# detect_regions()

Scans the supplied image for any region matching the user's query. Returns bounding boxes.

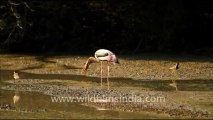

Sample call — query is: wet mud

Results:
[0,54,212,119]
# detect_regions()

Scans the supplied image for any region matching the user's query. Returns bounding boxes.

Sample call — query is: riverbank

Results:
[0,54,212,119]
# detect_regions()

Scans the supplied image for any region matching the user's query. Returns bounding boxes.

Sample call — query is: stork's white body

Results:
[82,49,119,90]
[95,49,119,63]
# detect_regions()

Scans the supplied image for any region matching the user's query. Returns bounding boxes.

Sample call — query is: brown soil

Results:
[0,53,213,119]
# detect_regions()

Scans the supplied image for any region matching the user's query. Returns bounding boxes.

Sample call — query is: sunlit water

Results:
[0,72,172,119]
[0,90,173,119]
[0,55,213,119]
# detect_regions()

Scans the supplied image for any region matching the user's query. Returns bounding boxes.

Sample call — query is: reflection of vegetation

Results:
[0,0,212,53]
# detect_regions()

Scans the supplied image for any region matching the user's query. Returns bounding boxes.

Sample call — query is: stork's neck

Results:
[81,57,98,74]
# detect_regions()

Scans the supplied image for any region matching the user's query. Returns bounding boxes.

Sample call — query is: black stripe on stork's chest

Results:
[95,52,109,57]
[95,53,113,62]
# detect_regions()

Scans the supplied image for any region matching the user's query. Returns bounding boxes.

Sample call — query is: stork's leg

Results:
[107,62,110,90]
[100,61,103,87]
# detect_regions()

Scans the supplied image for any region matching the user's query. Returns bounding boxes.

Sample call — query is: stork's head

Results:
[111,55,119,64]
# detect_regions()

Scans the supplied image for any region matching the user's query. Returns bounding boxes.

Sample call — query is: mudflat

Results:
[0,54,212,119]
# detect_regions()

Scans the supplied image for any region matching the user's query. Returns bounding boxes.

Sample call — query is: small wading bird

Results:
[169,62,179,91]
[13,71,19,83]
[81,49,119,90]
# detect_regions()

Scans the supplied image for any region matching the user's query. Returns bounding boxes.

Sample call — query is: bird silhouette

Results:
[82,49,119,90]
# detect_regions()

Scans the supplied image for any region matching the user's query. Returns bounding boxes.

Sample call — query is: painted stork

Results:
[81,49,119,90]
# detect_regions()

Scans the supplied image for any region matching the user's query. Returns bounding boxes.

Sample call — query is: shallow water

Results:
[0,89,173,119]
[0,71,171,119]
[1,74,212,119]
[0,54,213,119]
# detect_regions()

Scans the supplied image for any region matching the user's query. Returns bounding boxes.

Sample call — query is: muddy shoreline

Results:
[1,82,210,118]
[0,54,212,119]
